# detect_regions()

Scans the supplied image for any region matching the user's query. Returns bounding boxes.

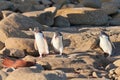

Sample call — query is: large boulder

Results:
[6,68,66,80]
[0,1,14,11]
[0,41,5,50]
[101,2,118,15]
[81,0,101,8]
[0,70,8,80]
[3,49,26,58]
[22,11,54,26]
[0,13,43,30]
[113,59,120,67]
[5,38,36,54]
[56,8,109,26]
[53,16,70,27]
[109,13,120,25]
[0,23,28,43]
[1,10,14,18]
[11,0,39,4]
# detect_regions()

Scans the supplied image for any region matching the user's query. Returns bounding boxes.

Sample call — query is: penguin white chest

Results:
[35,33,46,53]
[52,36,63,51]
[100,37,112,55]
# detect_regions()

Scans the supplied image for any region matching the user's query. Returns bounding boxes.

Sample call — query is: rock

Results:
[109,13,120,25]
[41,70,67,80]
[6,68,66,80]
[111,0,120,8]
[5,38,36,54]
[2,67,15,73]
[0,41,5,50]
[44,6,57,14]
[22,11,54,26]
[52,0,66,9]
[3,48,25,58]
[115,67,120,76]
[30,64,44,71]
[37,61,51,70]
[66,73,79,79]
[22,55,36,62]
[0,70,8,80]
[1,10,14,18]
[54,16,70,27]
[62,3,84,9]
[0,23,28,43]
[0,11,3,20]
[101,0,112,2]
[51,0,66,4]
[0,1,14,11]
[0,13,43,30]
[105,63,116,71]
[13,3,34,12]
[101,2,118,15]
[56,8,108,26]
[11,0,39,4]
[113,59,120,67]
[118,76,120,80]
[41,0,52,5]
[33,4,45,10]
[5,67,45,80]
[81,0,101,8]
[92,72,100,78]
[109,69,115,75]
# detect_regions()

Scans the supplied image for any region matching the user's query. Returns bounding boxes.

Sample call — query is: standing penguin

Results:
[51,31,63,55]
[99,31,115,57]
[33,27,49,58]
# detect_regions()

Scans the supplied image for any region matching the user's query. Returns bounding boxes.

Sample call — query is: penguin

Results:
[51,31,63,55]
[99,31,115,57]
[33,27,49,58]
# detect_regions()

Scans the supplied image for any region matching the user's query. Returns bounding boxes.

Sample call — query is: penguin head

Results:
[34,27,44,37]
[54,31,62,38]
[99,31,109,39]
[34,27,42,33]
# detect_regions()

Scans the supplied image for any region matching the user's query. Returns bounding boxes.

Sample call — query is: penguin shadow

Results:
[69,51,111,69]
[63,39,71,47]
[112,41,120,57]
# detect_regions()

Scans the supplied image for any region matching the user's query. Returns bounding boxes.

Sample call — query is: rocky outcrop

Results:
[101,2,118,15]
[22,11,54,26]
[56,8,109,26]
[6,68,66,80]
[5,38,36,54]
[0,13,43,30]
[81,0,101,8]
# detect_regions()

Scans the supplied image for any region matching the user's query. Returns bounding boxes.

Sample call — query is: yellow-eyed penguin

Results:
[33,27,49,58]
[99,31,115,57]
[51,31,63,55]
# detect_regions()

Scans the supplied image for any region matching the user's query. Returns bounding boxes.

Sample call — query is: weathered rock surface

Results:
[81,0,101,8]
[0,1,14,11]
[113,59,120,67]
[109,13,120,25]
[0,70,8,80]
[53,16,70,27]
[56,8,109,26]
[0,13,43,30]
[5,38,36,54]
[0,23,28,43]
[3,49,26,58]
[6,68,66,80]
[101,2,118,15]
[0,41,5,50]
[22,11,54,26]
[1,10,14,18]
